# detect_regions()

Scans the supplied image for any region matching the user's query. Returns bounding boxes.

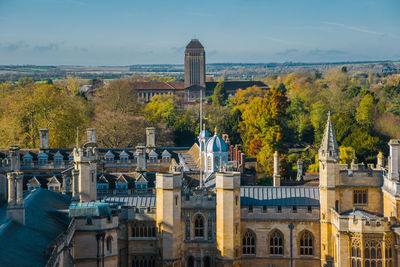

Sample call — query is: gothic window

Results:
[106,236,113,254]
[207,156,212,170]
[365,240,382,267]
[132,256,155,267]
[194,215,204,238]
[299,231,313,256]
[132,223,156,238]
[242,229,256,255]
[269,230,284,255]
[351,237,362,267]
[353,189,368,204]
[187,256,194,267]
[207,219,212,240]
[185,220,190,240]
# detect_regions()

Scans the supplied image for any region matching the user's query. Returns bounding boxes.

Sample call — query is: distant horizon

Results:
[2,58,400,68]
[1,0,399,65]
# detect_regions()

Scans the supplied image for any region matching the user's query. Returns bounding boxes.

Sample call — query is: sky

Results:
[0,0,399,65]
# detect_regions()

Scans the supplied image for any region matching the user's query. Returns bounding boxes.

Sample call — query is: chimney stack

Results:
[136,145,147,172]
[273,151,281,186]
[40,128,49,151]
[377,152,385,170]
[146,127,156,150]
[7,145,24,224]
[87,128,96,144]
[388,140,400,181]
[297,160,303,181]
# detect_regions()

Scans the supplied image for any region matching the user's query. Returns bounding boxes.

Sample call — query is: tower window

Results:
[194,215,204,238]
[106,236,113,254]
[353,190,368,204]
[277,206,282,213]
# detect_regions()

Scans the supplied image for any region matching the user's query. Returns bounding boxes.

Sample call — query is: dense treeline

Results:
[0,69,399,182]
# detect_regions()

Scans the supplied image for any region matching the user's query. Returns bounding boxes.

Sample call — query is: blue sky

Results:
[0,0,399,65]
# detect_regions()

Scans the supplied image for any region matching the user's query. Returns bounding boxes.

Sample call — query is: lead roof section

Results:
[240,186,320,207]
[99,186,320,208]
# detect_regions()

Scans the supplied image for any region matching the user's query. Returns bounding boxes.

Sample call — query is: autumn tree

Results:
[240,87,288,175]
[0,83,90,148]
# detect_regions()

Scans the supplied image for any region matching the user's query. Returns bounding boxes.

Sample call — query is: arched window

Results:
[365,240,382,267]
[194,215,204,238]
[187,256,194,267]
[203,256,211,267]
[242,229,256,255]
[299,231,313,256]
[106,236,113,254]
[207,156,212,170]
[351,237,361,267]
[269,230,284,255]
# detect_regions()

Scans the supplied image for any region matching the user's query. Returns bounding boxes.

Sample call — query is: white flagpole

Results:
[199,88,203,188]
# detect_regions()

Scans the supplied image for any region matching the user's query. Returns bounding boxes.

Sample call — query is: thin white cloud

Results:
[323,21,400,39]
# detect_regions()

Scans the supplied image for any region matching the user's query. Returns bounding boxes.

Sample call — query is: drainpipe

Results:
[96,232,101,267]
[288,223,294,267]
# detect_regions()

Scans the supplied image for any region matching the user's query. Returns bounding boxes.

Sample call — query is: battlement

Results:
[73,147,97,162]
[330,208,394,233]
[338,169,383,187]
[182,191,216,209]
[241,205,320,221]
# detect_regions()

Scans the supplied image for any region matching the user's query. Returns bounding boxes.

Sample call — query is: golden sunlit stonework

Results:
[1,115,400,267]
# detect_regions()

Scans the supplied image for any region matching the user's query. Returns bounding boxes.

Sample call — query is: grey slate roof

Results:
[0,188,71,267]
[100,195,156,207]
[240,186,320,207]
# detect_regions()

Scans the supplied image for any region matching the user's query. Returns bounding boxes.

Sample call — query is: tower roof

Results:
[186,39,204,49]
[319,111,339,161]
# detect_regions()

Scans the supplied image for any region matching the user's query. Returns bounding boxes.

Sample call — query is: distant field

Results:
[0,60,399,82]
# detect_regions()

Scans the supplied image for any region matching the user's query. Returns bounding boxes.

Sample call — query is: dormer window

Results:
[38,153,48,165]
[53,151,63,167]
[119,150,129,164]
[68,152,74,162]
[22,153,33,168]
[116,175,128,194]
[47,176,61,191]
[105,150,115,163]
[27,176,40,191]
[161,150,171,163]
[148,150,158,163]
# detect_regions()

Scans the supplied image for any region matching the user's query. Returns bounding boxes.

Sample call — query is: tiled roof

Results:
[240,186,320,206]
[130,81,184,90]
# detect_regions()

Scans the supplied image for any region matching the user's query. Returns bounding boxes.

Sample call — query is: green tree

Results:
[212,81,227,107]
[339,146,355,167]
[310,100,328,141]
[356,94,375,128]
[144,94,180,126]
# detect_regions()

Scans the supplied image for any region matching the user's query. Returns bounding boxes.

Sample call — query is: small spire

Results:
[214,127,217,135]
[319,111,339,161]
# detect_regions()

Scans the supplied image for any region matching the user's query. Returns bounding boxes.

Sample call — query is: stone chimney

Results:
[136,145,147,172]
[7,145,24,224]
[40,128,49,151]
[87,128,96,144]
[377,152,385,170]
[146,127,156,149]
[273,151,280,186]
[388,140,400,181]
[297,160,303,181]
